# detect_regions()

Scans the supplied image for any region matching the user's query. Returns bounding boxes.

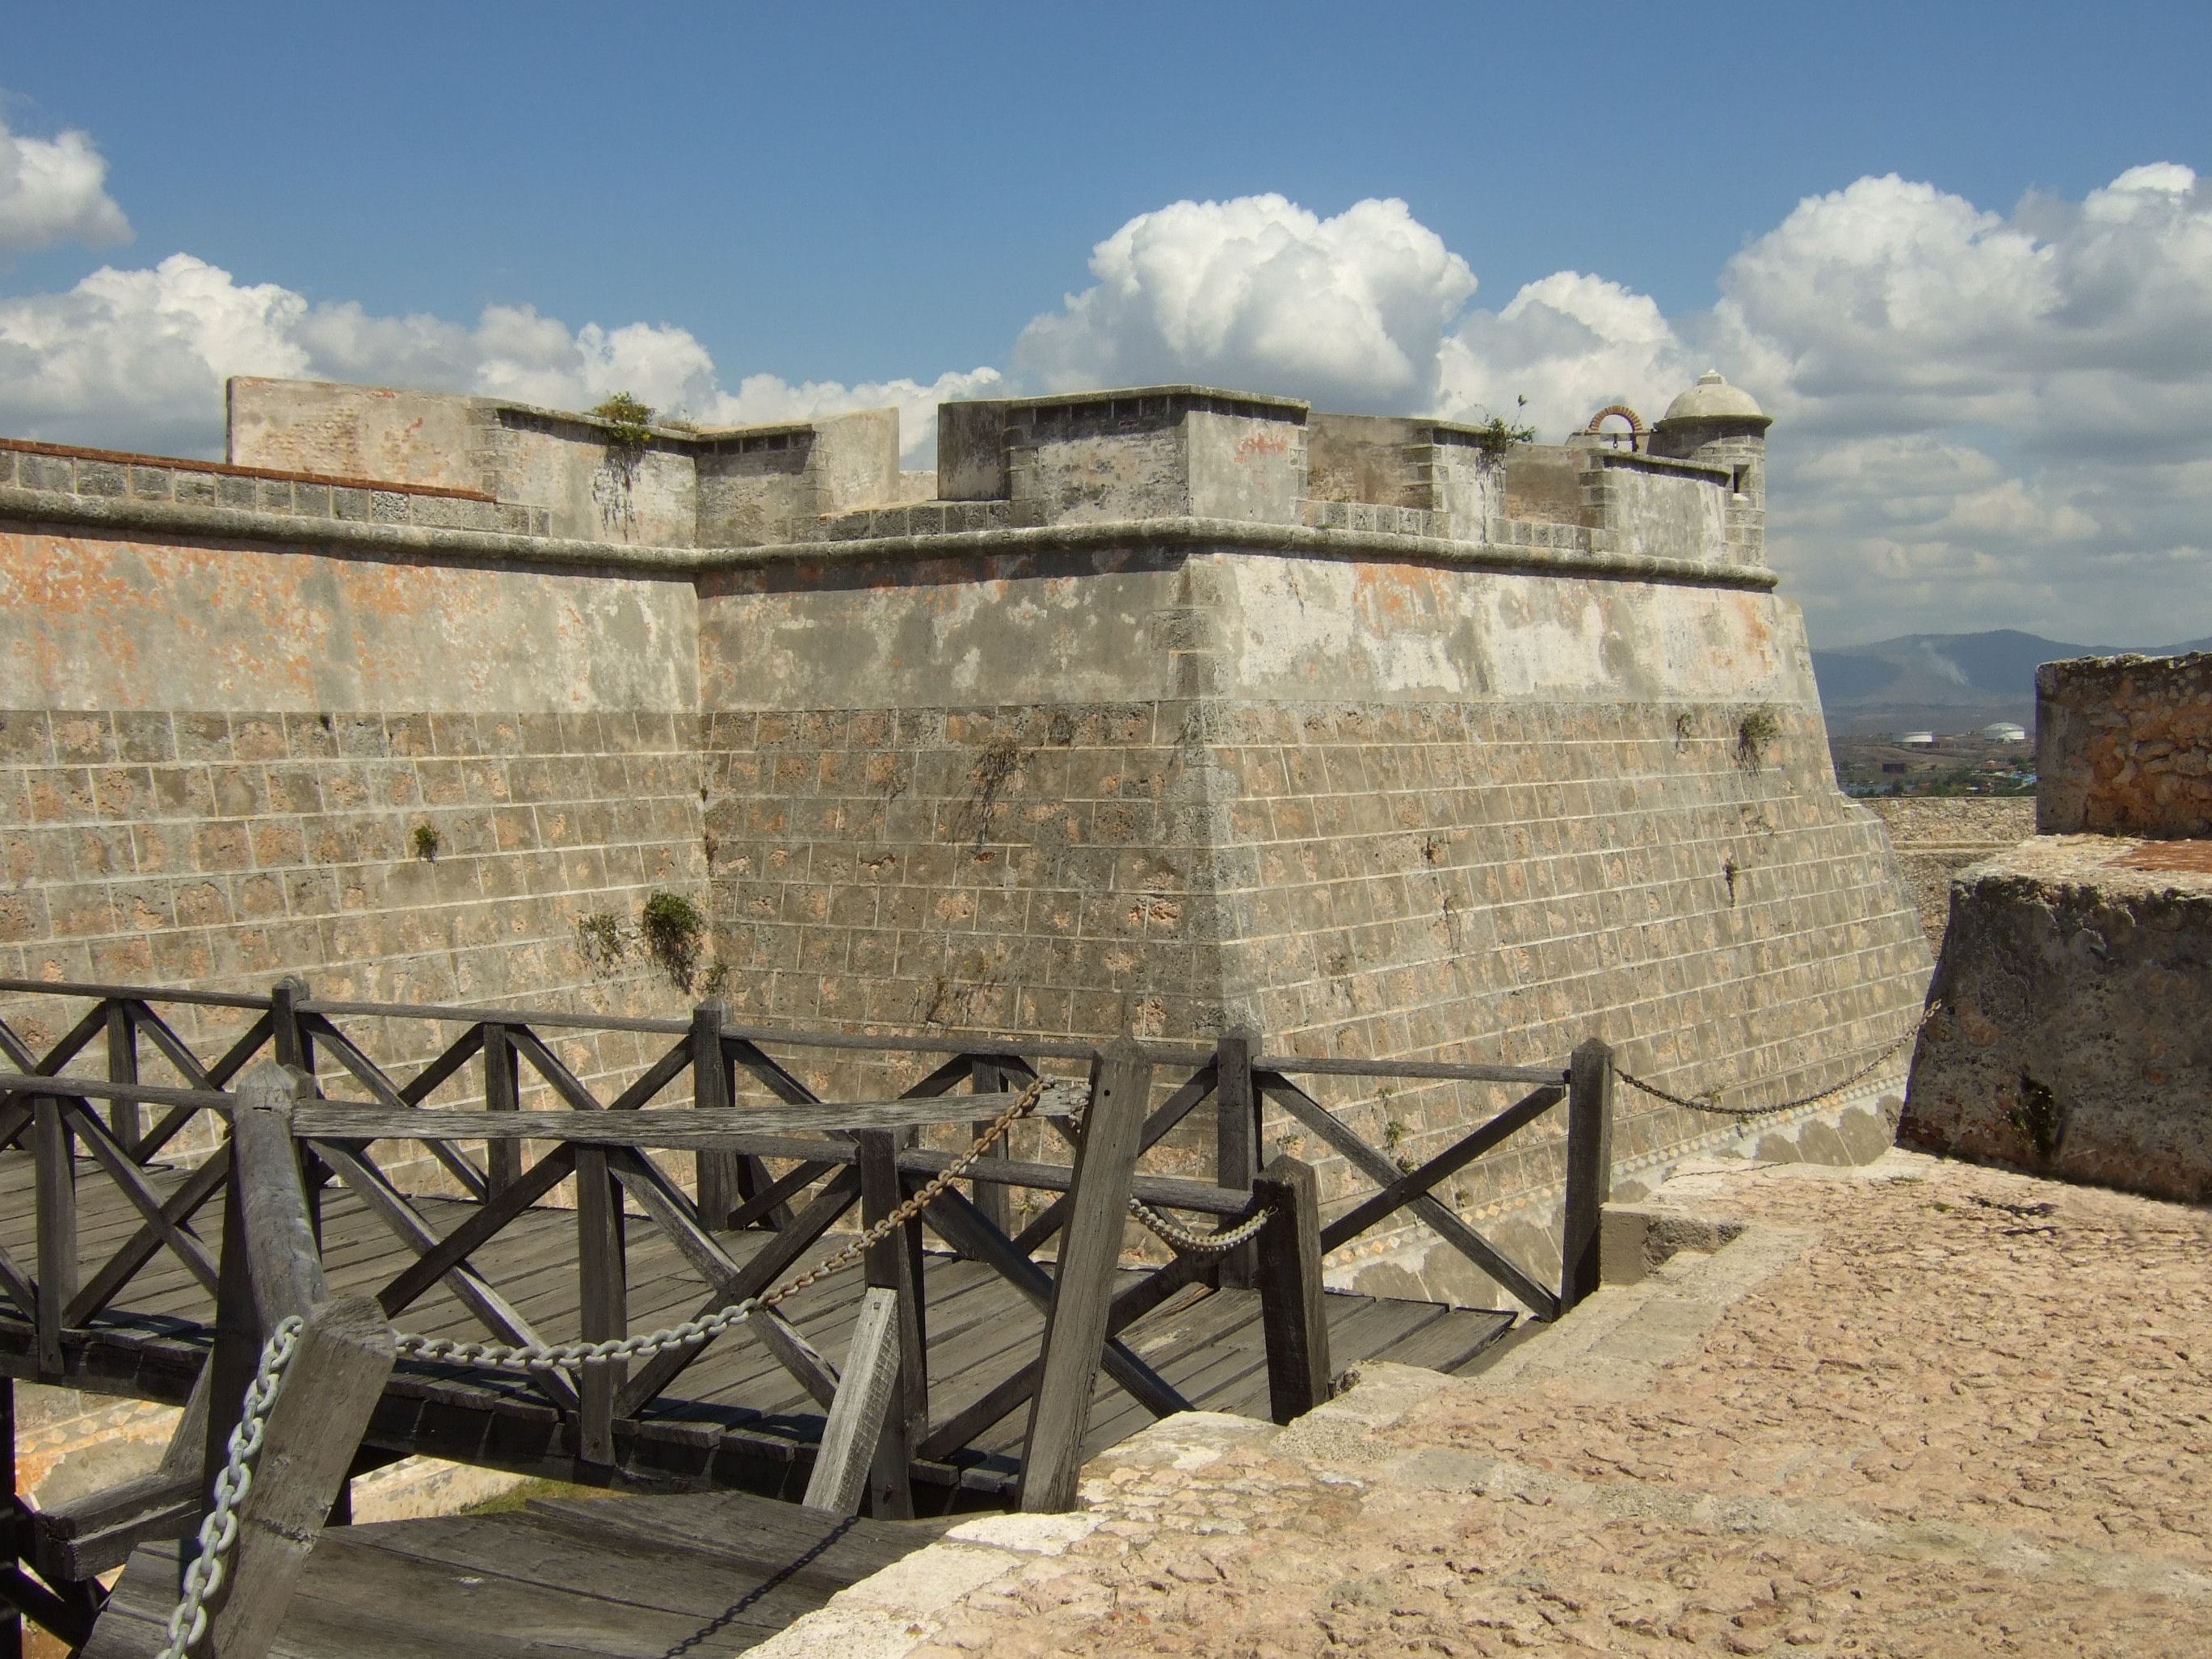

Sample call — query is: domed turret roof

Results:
[1659,370,1768,426]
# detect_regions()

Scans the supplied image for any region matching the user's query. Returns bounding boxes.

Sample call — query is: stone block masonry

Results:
[1904,653,2212,1203]
[2,370,1932,1312]
[1902,837,2212,1203]
[2037,651,2212,838]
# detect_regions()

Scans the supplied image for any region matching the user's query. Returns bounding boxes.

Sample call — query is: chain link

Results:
[1614,1003,1941,1120]
[390,1075,1049,1371]
[161,1081,1055,1648]
[159,1315,303,1659]
[1126,1195,1273,1254]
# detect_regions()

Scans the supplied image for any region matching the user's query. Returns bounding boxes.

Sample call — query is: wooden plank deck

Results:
[86,1491,956,1658]
[0,1145,1516,1501]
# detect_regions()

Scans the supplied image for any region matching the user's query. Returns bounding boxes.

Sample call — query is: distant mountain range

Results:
[1810,629,2212,734]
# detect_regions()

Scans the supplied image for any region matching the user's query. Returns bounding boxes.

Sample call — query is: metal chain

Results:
[1613,1002,1941,1120]
[391,1076,1049,1371]
[1126,1195,1273,1254]
[159,1315,304,1659]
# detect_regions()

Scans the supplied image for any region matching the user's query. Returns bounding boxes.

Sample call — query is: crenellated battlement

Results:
[101,374,1777,576]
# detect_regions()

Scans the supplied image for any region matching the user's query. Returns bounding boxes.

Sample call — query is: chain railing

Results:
[158,1315,303,1659]
[389,1074,1051,1373]
[1126,1195,1272,1255]
[1613,1002,1938,1120]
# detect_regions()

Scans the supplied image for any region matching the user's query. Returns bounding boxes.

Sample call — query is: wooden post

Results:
[801,1287,901,1518]
[104,1001,140,1157]
[32,1095,75,1378]
[690,1002,742,1230]
[1254,1153,1330,1423]
[1,1376,19,1658]
[968,1056,1013,1244]
[231,1065,326,1331]
[574,1146,626,1467]
[201,1064,322,1571]
[1018,1036,1151,1514]
[204,1296,397,1659]
[483,1022,520,1198]
[1213,1026,1259,1289]
[854,1130,919,1518]
[1561,1037,1615,1313]
[269,975,312,1077]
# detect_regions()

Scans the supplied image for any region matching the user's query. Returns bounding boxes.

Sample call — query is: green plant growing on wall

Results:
[1735,705,1782,771]
[639,889,707,993]
[1469,395,1537,463]
[576,911,629,977]
[411,823,440,863]
[592,392,654,454]
[591,392,654,539]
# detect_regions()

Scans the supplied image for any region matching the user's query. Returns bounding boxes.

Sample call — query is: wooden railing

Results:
[0,974,1614,1652]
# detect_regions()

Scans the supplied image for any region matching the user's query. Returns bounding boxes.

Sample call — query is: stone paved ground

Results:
[763,1151,2212,1657]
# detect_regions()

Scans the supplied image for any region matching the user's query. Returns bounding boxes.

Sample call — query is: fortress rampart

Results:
[0,372,1930,1305]
[2036,651,2212,839]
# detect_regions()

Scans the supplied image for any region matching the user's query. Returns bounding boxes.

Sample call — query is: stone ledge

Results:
[0,486,1783,592]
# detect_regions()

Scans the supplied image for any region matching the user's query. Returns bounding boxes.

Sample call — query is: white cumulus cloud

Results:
[1014,195,1475,410]
[0,254,980,463]
[0,115,131,261]
[5,142,2211,645]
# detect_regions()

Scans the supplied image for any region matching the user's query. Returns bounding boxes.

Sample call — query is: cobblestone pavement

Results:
[755,1151,2212,1657]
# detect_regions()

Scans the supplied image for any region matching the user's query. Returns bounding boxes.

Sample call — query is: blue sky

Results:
[2,2,2209,646]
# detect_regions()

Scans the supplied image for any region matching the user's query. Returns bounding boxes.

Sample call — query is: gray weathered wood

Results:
[690,1002,741,1230]
[66,1145,229,1325]
[1254,1155,1329,1423]
[309,1139,579,1413]
[1561,1036,1615,1312]
[968,1058,1013,1242]
[288,1086,1082,1147]
[233,1063,327,1329]
[33,1094,75,1375]
[1214,1027,1259,1289]
[376,1144,578,1316]
[612,1168,862,1417]
[269,974,312,1073]
[919,1183,1189,1420]
[483,1022,521,1196]
[855,1129,919,1518]
[207,1295,397,1659]
[574,1146,626,1466]
[1019,1036,1152,1513]
[1256,1053,1566,1085]
[61,1099,218,1298]
[1317,1083,1564,1253]
[751,1306,839,1410]
[1259,1072,1561,1319]
[104,1001,140,1153]
[0,1375,16,1657]
[801,1287,901,1517]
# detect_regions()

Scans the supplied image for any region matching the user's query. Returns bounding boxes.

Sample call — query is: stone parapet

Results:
[0,437,549,537]
[1900,834,2212,1202]
[2037,652,2212,838]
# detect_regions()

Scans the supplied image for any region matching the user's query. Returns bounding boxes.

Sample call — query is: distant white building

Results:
[1982,721,2027,742]
[1896,731,1937,747]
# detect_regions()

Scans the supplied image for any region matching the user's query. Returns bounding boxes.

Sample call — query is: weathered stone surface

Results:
[788,1154,2212,1658]
[1864,796,2035,948]
[1902,834,2212,1200]
[2038,651,2212,839]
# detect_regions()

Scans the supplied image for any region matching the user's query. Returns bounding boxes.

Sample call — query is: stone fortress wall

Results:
[0,372,1931,1312]
[1861,796,2036,949]
[2036,651,2212,839]
[1903,652,2212,1202]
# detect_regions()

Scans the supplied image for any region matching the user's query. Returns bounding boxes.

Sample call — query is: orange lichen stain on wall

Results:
[1,528,626,710]
[1348,562,1447,632]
